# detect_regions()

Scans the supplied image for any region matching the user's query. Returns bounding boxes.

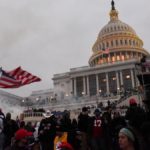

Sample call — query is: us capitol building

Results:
[52,0,150,104]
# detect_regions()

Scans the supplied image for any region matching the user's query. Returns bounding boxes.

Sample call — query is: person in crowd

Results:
[9,128,40,150]
[102,107,113,150]
[125,99,146,131]
[0,115,5,150]
[16,116,20,128]
[20,120,26,128]
[60,110,76,148]
[67,118,81,150]
[18,114,25,129]
[38,110,57,150]
[88,108,106,150]
[78,107,90,150]
[33,122,40,141]
[0,108,5,120]
[54,124,68,150]
[3,112,19,149]
[118,127,140,150]
[25,121,35,132]
[140,121,150,150]
[111,111,126,150]
[60,110,72,136]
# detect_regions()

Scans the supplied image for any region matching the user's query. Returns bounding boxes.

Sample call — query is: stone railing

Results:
[22,112,44,123]
[23,112,43,118]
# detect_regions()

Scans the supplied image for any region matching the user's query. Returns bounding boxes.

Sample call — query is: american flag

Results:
[0,67,41,88]
[102,48,110,54]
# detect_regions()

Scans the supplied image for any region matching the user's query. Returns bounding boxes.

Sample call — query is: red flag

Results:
[0,67,41,88]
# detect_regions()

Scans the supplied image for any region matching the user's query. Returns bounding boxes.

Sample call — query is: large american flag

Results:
[0,67,41,88]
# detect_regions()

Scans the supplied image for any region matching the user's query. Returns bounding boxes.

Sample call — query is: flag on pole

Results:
[102,48,110,54]
[0,67,41,88]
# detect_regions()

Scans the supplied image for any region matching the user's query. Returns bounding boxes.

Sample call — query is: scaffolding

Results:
[135,60,150,110]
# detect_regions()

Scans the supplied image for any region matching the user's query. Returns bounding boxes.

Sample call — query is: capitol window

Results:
[107,42,109,47]
[120,39,123,45]
[111,41,114,47]
[108,71,117,95]
[122,69,132,90]
[116,40,118,46]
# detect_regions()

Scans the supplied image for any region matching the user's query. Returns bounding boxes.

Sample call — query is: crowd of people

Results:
[0,99,150,150]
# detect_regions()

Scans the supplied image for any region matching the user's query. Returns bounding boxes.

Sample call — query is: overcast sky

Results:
[0,0,150,97]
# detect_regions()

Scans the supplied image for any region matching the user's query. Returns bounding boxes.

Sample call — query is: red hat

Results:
[15,129,33,140]
[129,98,137,105]
[58,142,74,150]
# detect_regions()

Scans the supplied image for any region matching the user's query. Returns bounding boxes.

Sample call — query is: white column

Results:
[71,78,73,97]
[96,74,99,94]
[116,71,120,89]
[106,73,109,94]
[74,78,77,96]
[120,71,123,85]
[83,76,86,94]
[86,76,90,96]
[130,69,135,88]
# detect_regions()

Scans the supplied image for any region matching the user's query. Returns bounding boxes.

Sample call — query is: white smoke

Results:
[0,98,23,119]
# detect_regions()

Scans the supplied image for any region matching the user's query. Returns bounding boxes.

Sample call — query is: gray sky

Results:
[0,0,150,97]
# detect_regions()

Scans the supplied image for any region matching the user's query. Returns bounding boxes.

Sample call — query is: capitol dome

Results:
[89,0,149,66]
[98,20,136,39]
